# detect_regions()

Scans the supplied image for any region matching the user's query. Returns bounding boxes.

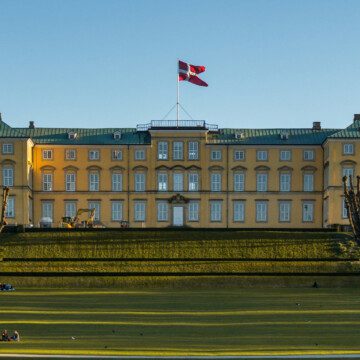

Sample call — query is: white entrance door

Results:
[173,206,184,226]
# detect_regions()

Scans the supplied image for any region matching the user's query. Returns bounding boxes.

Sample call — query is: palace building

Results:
[0,115,359,229]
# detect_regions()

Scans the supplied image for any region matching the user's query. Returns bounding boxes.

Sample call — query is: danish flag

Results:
[178,60,208,87]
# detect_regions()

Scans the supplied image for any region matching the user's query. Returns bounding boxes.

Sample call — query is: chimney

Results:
[354,114,360,122]
[312,121,321,130]
[29,121,35,129]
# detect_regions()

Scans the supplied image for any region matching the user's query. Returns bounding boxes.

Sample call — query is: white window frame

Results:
[111,201,123,221]
[343,143,354,155]
[42,149,53,160]
[41,201,53,221]
[342,198,348,219]
[135,173,146,192]
[188,172,199,191]
[256,150,268,161]
[88,202,100,221]
[65,172,76,192]
[65,202,77,218]
[302,202,314,222]
[173,173,184,192]
[5,197,15,218]
[234,150,245,161]
[211,173,222,192]
[111,172,123,192]
[157,202,168,221]
[89,171,100,191]
[303,173,314,192]
[158,172,168,191]
[280,173,291,192]
[42,173,53,191]
[279,201,291,222]
[2,143,14,155]
[234,172,245,192]
[256,201,268,222]
[112,149,123,160]
[188,141,199,160]
[158,142,168,160]
[173,142,184,160]
[89,149,100,161]
[342,167,354,187]
[280,150,291,161]
[210,149,222,161]
[2,166,14,187]
[65,149,76,160]
[188,201,199,221]
[256,173,268,192]
[233,201,245,222]
[134,201,146,222]
[210,201,222,222]
[135,148,146,161]
[303,149,315,161]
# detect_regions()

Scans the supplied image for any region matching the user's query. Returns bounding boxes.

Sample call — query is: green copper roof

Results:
[328,120,360,139]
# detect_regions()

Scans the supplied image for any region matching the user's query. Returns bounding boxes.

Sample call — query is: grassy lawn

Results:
[1,288,360,356]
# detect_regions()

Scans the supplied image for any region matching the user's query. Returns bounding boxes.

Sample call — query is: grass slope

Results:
[1,288,360,356]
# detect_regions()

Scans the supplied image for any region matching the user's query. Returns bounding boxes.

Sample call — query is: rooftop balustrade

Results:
[136,120,218,132]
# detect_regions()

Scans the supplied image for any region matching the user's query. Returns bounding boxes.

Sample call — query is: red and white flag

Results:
[178,60,208,87]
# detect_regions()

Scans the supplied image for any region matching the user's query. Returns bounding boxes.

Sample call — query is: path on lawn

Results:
[2,355,360,359]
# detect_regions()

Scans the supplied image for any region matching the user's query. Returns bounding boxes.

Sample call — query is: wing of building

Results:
[1,115,359,229]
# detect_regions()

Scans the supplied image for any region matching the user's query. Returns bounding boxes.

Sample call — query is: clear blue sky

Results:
[0,0,359,129]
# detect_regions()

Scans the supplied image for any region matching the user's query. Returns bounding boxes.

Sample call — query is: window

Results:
[65,202,77,218]
[135,173,145,192]
[5,197,14,218]
[2,143,13,154]
[342,167,354,187]
[42,201,53,221]
[188,172,199,191]
[279,201,291,222]
[256,201,268,222]
[210,201,222,222]
[88,202,100,221]
[303,173,314,192]
[135,148,146,160]
[234,150,245,161]
[42,173,53,191]
[112,173,122,192]
[173,142,183,160]
[302,202,314,222]
[211,149,222,161]
[158,172,168,191]
[188,201,199,221]
[65,172,76,192]
[280,173,291,192]
[303,150,314,161]
[2,166,14,187]
[111,201,123,221]
[65,149,76,160]
[233,201,245,222]
[211,173,222,192]
[157,202,168,221]
[89,150,100,160]
[280,150,291,161]
[188,141,199,160]
[173,173,184,192]
[234,172,245,192]
[89,171,99,191]
[134,201,146,221]
[256,150,268,161]
[342,198,348,219]
[112,149,122,160]
[68,132,77,140]
[42,149,53,160]
[343,143,354,155]
[158,142,168,160]
[256,173,268,192]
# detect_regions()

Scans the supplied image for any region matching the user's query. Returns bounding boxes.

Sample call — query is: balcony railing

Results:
[136,120,218,132]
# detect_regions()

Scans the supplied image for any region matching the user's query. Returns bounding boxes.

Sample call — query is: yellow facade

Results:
[1,116,359,229]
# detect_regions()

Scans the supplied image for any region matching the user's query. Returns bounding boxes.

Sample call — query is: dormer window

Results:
[235,132,245,140]
[280,132,289,140]
[113,131,122,140]
[68,132,77,140]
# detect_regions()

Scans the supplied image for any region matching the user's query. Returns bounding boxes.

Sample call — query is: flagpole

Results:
[177,59,179,127]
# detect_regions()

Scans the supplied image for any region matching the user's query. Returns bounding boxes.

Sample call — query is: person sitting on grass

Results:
[1,330,9,341]
[11,330,20,341]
